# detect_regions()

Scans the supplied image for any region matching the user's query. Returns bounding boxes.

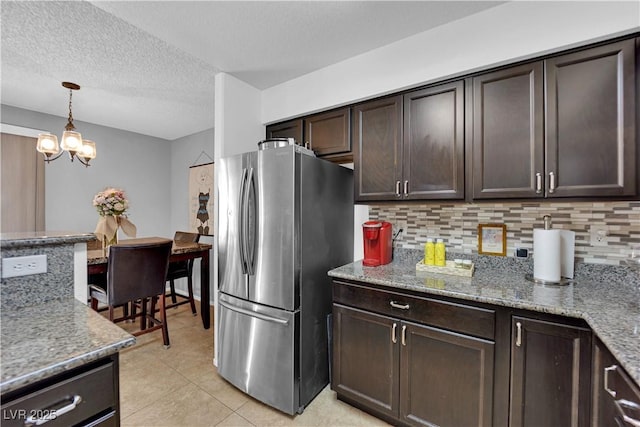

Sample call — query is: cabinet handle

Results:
[392,323,397,344]
[515,321,522,347]
[401,325,407,346]
[395,181,402,198]
[403,180,409,195]
[605,365,618,398]
[617,399,640,427]
[548,172,556,194]
[535,173,542,194]
[390,301,410,310]
[24,394,82,426]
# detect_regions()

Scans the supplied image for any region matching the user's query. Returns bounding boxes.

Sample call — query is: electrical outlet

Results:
[589,226,609,246]
[2,255,47,278]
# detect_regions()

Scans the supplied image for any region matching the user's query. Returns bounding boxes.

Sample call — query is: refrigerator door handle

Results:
[245,167,256,276]
[238,167,248,274]
[219,300,289,325]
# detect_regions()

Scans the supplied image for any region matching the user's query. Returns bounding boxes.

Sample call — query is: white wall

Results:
[213,72,263,364]
[262,1,640,123]
[1,104,172,238]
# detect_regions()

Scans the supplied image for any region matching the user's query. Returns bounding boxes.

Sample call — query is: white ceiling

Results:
[1,1,504,140]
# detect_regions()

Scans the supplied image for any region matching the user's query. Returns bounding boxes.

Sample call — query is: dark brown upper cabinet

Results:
[545,39,636,198]
[353,81,465,202]
[265,108,352,163]
[304,107,351,160]
[472,62,544,199]
[472,38,636,200]
[265,118,303,144]
[403,81,465,200]
[353,95,403,201]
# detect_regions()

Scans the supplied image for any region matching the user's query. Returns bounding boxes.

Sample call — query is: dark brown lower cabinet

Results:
[509,316,592,427]
[1,355,120,427]
[592,338,640,427]
[332,302,495,426]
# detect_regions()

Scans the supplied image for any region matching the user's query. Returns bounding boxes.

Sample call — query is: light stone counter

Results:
[0,232,135,395]
[329,249,640,386]
[0,298,135,394]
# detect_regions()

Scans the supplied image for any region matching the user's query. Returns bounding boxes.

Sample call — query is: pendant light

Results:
[36,82,97,167]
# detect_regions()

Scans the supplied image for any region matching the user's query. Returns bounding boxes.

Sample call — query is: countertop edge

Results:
[0,232,95,248]
[0,336,135,395]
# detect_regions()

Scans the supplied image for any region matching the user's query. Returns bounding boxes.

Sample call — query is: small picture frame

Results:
[478,223,507,256]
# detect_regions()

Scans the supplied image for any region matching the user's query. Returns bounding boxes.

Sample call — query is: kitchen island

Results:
[329,249,640,426]
[1,231,135,426]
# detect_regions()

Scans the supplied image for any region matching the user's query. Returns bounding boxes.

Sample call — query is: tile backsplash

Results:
[367,201,640,265]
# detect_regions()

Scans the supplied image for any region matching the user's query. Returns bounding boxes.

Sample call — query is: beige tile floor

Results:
[110,303,389,427]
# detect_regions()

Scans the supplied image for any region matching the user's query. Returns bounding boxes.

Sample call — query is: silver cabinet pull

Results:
[395,181,402,197]
[549,172,556,193]
[605,365,618,398]
[401,325,407,346]
[403,180,409,195]
[390,301,410,310]
[618,399,640,427]
[25,394,82,426]
[515,321,522,347]
[392,323,397,344]
[535,173,542,194]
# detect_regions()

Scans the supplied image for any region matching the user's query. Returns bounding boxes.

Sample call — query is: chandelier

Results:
[36,82,97,167]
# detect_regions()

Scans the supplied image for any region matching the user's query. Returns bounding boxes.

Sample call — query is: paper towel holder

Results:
[525,273,575,286]
[526,214,577,286]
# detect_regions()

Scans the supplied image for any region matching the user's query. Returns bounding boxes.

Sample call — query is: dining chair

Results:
[166,231,200,315]
[89,239,173,348]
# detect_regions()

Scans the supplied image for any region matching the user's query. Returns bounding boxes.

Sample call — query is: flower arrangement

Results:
[93,188,129,217]
[93,187,137,248]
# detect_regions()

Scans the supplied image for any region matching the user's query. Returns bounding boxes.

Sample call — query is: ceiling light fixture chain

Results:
[36,81,97,167]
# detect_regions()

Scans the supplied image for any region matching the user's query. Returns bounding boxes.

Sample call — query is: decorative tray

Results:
[415,259,475,277]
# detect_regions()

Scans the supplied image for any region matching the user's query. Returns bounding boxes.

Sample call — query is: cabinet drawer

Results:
[1,362,116,427]
[333,280,495,340]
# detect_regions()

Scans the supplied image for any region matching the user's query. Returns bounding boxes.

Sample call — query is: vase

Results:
[102,232,118,254]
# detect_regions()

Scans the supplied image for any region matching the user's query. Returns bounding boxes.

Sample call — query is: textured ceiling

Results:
[1,1,503,140]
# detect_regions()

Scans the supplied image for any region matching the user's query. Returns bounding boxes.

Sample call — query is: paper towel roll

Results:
[533,229,562,282]
[560,230,576,279]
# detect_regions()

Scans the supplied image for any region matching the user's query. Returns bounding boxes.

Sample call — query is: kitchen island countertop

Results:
[0,298,135,394]
[329,252,640,386]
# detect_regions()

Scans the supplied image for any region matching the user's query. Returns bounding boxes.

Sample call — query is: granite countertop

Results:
[0,231,95,248]
[329,250,640,386]
[0,298,135,394]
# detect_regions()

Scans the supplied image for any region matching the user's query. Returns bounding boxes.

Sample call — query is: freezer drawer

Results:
[217,293,300,415]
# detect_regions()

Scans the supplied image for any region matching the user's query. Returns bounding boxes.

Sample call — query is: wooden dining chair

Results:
[166,231,200,315]
[89,239,173,348]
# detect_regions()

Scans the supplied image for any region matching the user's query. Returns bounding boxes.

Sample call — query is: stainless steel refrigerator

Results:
[217,140,354,415]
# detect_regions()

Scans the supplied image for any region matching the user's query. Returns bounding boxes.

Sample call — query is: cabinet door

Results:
[472,63,544,199]
[332,303,400,419]
[510,316,592,427]
[403,81,465,200]
[592,338,640,427]
[266,119,304,145]
[353,96,403,201]
[400,321,494,427]
[304,107,351,158]
[545,39,636,198]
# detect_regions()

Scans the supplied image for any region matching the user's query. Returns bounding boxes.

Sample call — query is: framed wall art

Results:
[478,223,506,256]
[189,162,214,236]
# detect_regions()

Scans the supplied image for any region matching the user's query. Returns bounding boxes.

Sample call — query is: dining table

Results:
[87,236,213,329]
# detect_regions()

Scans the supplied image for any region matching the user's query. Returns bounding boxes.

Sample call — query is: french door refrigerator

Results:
[217,140,354,415]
